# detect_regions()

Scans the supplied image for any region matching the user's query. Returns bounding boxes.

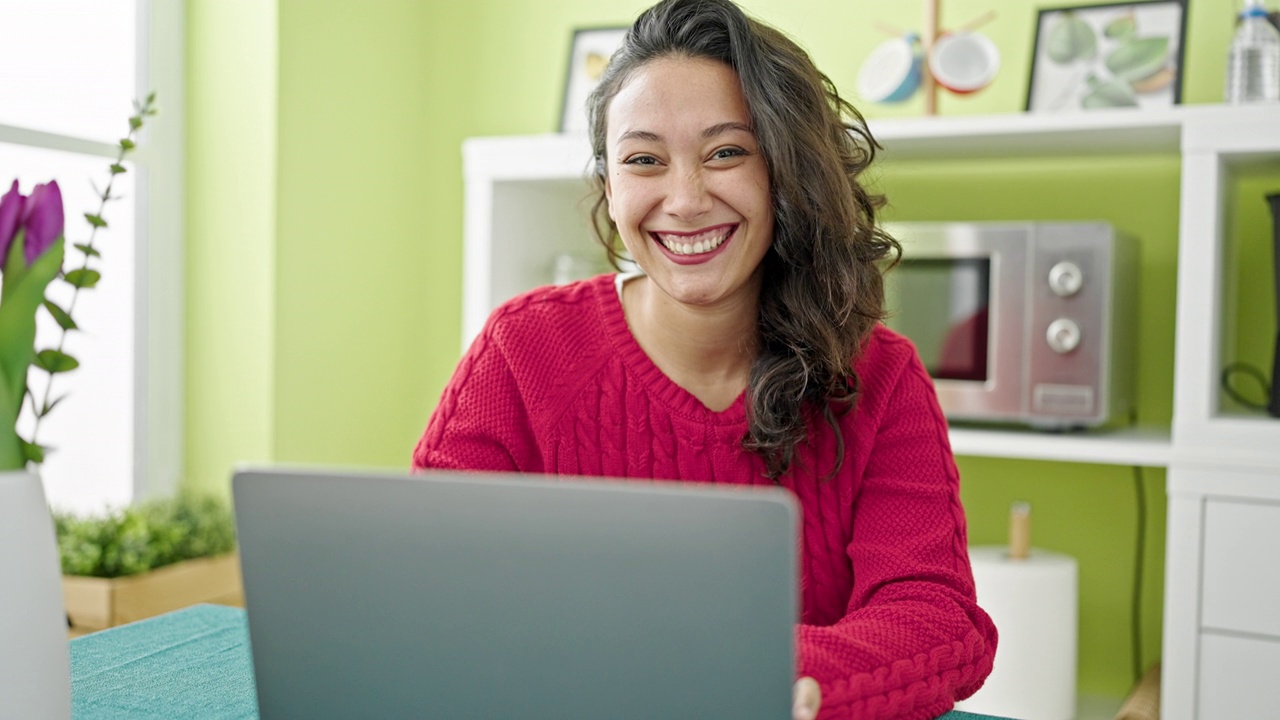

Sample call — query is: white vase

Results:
[0,469,72,719]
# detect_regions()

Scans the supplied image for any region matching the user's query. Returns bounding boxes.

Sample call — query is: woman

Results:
[414,0,997,717]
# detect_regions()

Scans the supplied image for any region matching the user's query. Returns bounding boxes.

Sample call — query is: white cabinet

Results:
[1201,499,1280,638]
[1164,466,1280,720]
[1180,494,1280,719]
[1197,632,1280,719]
[462,104,1280,718]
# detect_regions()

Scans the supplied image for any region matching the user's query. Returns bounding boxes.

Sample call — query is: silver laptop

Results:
[232,467,798,719]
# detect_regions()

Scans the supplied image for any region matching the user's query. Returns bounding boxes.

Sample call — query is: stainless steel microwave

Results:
[882,222,1137,429]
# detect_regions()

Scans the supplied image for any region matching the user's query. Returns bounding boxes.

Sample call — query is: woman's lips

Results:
[650,224,737,265]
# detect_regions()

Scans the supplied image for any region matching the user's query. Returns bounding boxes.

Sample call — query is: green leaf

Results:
[110,164,127,175]
[35,349,80,374]
[43,300,78,330]
[1082,74,1139,108]
[40,395,67,418]
[1047,12,1097,64]
[1104,14,1137,40]
[21,440,46,464]
[65,269,102,289]
[85,213,107,228]
[129,116,142,130]
[146,91,156,104]
[1105,36,1170,82]
[75,243,101,258]
[120,138,136,150]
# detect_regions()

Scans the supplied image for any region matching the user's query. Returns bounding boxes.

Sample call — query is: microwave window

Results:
[888,258,991,382]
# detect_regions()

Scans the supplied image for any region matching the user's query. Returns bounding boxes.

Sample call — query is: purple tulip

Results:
[21,181,64,264]
[0,180,23,264]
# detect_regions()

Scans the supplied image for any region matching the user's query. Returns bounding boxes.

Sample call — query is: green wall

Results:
[273,0,468,467]
[186,0,278,495]
[186,0,1278,701]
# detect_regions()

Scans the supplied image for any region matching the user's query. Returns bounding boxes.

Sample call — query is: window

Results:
[0,0,183,513]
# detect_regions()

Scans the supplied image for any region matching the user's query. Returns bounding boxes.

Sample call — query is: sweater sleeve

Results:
[796,352,997,720]
[411,320,544,473]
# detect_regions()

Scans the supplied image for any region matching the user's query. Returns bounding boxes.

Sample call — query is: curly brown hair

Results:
[585,0,900,481]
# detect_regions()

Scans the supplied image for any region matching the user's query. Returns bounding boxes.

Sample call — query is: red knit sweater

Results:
[413,274,997,720]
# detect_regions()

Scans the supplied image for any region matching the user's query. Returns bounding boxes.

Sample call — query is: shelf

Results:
[1172,415,1280,473]
[949,426,1172,467]
[871,108,1182,161]
[463,134,589,182]
[462,104,1280,180]
[871,104,1276,161]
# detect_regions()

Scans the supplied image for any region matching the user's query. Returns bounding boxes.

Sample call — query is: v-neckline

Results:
[599,274,749,425]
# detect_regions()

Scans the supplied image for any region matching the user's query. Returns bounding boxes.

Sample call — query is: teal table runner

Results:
[70,604,1009,719]
[71,605,256,719]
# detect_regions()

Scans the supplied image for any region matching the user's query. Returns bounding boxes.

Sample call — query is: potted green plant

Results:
[57,492,240,635]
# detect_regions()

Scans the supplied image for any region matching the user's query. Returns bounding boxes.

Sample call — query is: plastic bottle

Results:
[1225,0,1280,103]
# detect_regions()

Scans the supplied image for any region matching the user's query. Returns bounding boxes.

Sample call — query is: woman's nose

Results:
[663,167,713,220]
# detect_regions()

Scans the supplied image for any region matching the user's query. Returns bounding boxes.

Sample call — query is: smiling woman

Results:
[414,1,997,718]
[605,58,773,312]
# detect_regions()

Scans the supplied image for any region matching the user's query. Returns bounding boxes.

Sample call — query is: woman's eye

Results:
[623,155,659,166]
[711,147,747,161]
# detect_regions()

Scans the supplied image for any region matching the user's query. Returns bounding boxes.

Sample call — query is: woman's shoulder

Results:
[851,324,933,405]
[855,324,922,374]
[487,273,608,325]
[480,273,616,361]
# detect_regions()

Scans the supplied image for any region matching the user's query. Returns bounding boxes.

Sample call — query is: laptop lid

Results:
[232,468,798,719]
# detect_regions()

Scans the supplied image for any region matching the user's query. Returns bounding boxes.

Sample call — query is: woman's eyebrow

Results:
[702,121,753,139]
[616,122,754,144]
[617,129,662,143]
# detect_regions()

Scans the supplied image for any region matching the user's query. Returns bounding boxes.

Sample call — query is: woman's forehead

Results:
[606,56,752,143]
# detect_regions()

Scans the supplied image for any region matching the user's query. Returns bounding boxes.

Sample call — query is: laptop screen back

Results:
[233,468,797,719]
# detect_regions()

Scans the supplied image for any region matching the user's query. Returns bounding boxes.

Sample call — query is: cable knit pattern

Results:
[413,273,997,720]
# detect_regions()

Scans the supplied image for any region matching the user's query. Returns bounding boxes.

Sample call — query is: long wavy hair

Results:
[585,0,900,481]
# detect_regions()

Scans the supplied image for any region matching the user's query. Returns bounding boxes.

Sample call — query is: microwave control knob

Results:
[1046,318,1082,354]
[1048,261,1084,297]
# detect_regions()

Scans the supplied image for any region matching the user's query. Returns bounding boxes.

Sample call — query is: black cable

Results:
[1220,361,1272,412]
[1131,464,1146,684]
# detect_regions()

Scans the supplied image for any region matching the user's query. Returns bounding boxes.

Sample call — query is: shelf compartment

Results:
[949,426,1171,467]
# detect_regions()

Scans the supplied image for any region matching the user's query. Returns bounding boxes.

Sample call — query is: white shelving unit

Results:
[463,103,1280,718]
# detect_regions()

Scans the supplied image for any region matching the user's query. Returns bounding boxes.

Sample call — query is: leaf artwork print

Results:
[1032,3,1180,112]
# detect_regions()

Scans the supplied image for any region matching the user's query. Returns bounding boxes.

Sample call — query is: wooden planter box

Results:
[62,552,243,636]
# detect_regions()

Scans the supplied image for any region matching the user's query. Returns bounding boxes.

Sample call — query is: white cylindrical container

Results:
[956,546,1078,720]
[0,469,72,719]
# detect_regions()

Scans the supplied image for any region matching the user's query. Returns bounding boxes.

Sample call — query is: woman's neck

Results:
[621,274,761,411]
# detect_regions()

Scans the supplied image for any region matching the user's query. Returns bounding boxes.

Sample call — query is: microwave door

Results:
[889,258,990,382]
[885,226,1029,423]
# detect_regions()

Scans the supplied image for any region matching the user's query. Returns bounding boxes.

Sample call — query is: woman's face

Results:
[605,56,773,310]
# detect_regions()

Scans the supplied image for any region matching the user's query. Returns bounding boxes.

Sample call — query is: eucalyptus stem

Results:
[28,94,156,453]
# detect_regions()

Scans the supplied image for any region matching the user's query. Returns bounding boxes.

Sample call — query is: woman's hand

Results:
[793,676,821,720]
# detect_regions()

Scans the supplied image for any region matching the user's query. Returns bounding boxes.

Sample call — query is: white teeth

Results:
[656,227,730,256]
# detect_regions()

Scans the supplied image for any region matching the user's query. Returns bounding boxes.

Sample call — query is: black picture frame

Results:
[558,26,628,133]
[1026,0,1188,113]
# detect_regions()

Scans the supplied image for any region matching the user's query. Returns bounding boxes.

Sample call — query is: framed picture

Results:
[559,26,628,134]
[1026,0,1187,113]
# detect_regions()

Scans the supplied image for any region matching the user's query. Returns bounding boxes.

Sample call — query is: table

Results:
[70,605,1010,719]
